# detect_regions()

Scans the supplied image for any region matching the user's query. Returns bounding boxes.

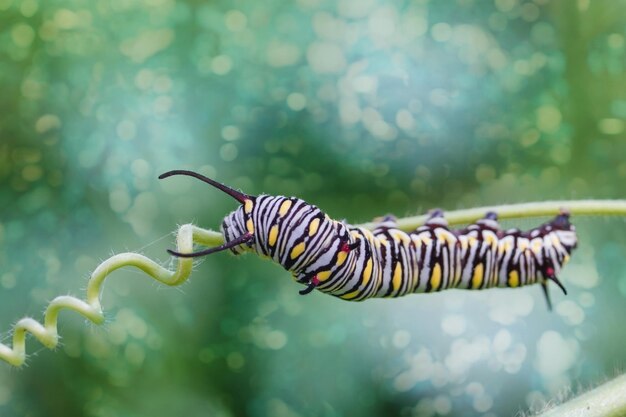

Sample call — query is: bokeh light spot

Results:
[608,33,624,49]
[221,125,241,141]
[226,352,245,370]
[368,6,397,40]
[307,42,346,73]
[431,23,452,42]
[555,300,585,326]
[441,314,467,336]
[225,9,247,32]
[535,331,579,381]
[266,40,301,67]
[536,105,562,133]
[22,165,43,182]
[109,185,131,213]
[265,330,288,350]
[338,0,376,19]
[286,92,307,111]
[19,0,37,17]
[11,23,35,48]
[54,9,79,30]
[433,395,452,415]
[211,55,233,75]
[124,342,146,366]
[35,114,61,133]
[392,330,411,348]
[116,120,137,141]
[120,29,174,63]
[220,143,238,161]
[598,118,624,135]
[1,273,16,289]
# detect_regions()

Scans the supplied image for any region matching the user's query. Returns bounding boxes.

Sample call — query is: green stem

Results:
[358,199,626,231]
[536,374,626,417]
[1,199,625,367]
[184,200,626,245]
[0,224,210,367]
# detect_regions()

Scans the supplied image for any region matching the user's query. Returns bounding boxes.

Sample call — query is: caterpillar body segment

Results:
[160,170,578,309]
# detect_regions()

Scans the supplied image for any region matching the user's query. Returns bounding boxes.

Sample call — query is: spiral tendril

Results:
[0,224,223,367]
[2,199,626,367]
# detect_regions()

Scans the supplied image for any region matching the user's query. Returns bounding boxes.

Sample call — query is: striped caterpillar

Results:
[159,170,577,309]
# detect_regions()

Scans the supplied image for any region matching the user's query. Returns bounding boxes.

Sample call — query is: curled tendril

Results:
[0,224,223,367]
[1,199,626,367]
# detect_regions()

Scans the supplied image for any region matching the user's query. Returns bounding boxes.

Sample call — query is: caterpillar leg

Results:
[454,211,501,236]
[540,266,568,310]
[372,214,397,232]
[418,209,448,231]
[299,275,320,295]
[478,211,500,228]
[541,281,553,311]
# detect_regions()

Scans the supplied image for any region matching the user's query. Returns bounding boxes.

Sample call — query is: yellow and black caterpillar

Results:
[160,170,578,309]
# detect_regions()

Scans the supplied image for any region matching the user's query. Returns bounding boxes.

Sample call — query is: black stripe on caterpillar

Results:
[159,170,577,310]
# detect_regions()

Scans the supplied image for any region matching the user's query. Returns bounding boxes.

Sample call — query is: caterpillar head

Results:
[158,170,255,258]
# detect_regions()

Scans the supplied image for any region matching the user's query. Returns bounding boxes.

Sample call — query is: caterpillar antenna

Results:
[159,169,253,203]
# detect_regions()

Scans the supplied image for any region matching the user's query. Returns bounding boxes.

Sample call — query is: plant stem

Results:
[358,199,626,231]
[182,200,626,245]
[1,199,625,367]
[536,374,626,417]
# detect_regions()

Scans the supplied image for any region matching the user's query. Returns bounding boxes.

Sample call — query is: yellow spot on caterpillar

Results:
[309,218,320,236]
[472,263,484,289]
[278,200,292,217]
[392,263,402,292]
[336,250,348,266]
[532,239,543,254]
[551,235,563,248]
[518,239,529,251]
[317,270,332,281]
[362,258,373,286]
[268,225,279,246]
[246,219,254,233]
[485,232,499,251]
[340,289,360,300]
[508,270,520,287]
[290,242,306,259]
[460,237,468,251]
[437,230,456,246]
[244,199,253,214]
[498,239,512,255]
[430,263,442,291]
[563,254,570,264]
[391,230,410,245]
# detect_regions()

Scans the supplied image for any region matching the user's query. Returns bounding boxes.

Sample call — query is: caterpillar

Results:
[159,170,578,309]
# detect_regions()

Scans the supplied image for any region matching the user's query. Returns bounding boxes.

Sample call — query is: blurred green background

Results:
[1,0,625,416]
